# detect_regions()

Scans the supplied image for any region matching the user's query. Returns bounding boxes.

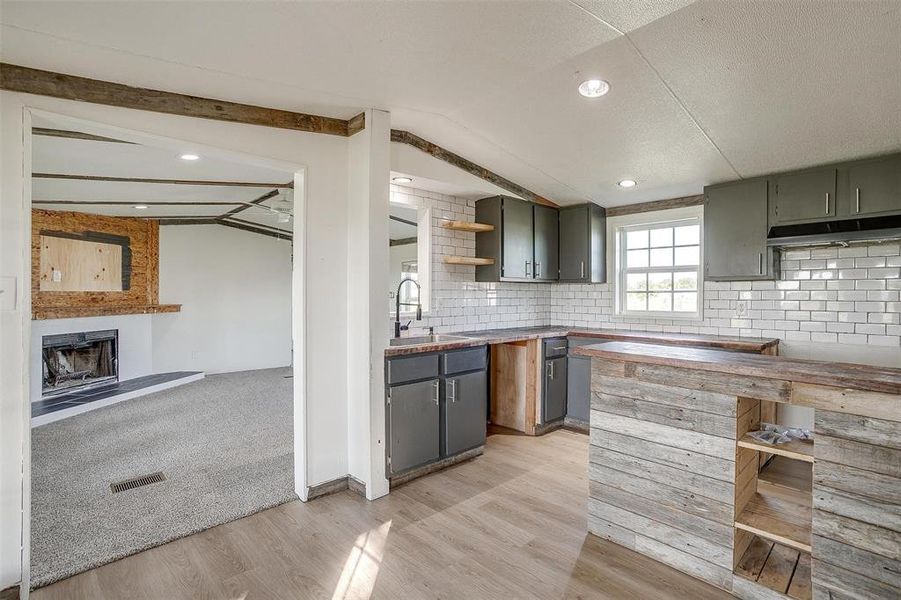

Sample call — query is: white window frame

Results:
[389,193,432,316]
[616,217,704,320]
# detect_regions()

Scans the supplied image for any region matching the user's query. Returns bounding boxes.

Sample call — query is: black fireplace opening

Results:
[42,330,119,397]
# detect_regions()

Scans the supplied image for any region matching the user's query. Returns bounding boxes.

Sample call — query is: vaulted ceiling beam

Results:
[31,173,294,188]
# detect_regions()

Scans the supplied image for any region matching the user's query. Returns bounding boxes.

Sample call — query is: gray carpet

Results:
[30,368,296,588]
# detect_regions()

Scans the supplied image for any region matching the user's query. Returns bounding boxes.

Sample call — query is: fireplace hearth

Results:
[42,330,118,397]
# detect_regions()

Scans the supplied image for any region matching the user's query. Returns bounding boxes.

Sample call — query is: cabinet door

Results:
[559,206,589,281]
[501,197,533,279]
[565,355,590,422]
[388,378,440,474]
[773,168,837,223]
[443,370,487,456]
[849,156,901,217]
[533,205,559,281]
[705,179,770,279]
[543,357,567,423]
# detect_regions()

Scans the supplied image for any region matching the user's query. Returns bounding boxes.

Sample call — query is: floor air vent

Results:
[110,471,166,493]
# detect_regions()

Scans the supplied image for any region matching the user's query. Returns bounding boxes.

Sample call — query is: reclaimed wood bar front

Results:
[574,342,900,600]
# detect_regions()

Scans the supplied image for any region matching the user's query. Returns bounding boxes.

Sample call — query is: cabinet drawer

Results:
[544,337,568,359]
[387,354,440,385]
[443,346,487,375]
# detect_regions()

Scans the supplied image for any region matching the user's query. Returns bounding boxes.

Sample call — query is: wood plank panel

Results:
[813,461,901,511]
[736,536,775,580]
[812,485,901,532]
[815,410,900,449]
[591,392,738,438]
[757,543,800,594]
[589,464,734,526]
[589,445,735,504]
[812,534,901,588]
[787,553,812,600]
[732,574,794,600]
[605,194,704,217]
[812,509,900,560]
[735,482,812,553]
[794,383,901,423]
[815,434,901,478]
[592,374,739,416]
[738,435,814,463]
[590,410,735,459]
[811,558,900,600]
[589,428,735,482]
[489,343,526,432]
[627,362,791,403]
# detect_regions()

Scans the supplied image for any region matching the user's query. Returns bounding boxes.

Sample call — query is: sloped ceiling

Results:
[2,0,899,207]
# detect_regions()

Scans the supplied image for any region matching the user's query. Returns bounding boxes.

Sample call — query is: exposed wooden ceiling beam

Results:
[219,219,292,241]
[156,217,291,241]
[605,194,704,217]
[32,127,135,144]
[219,189,281,219]
[390,237,417,247]
[224,216,292,235]
[1,63,363,137]
[32,200,242,206]
[390,129,558,208]
[389,214,418,227]
[31,173,294,188]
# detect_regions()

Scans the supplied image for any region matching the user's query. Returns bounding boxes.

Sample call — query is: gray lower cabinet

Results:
[559,203,606,283]
[533,204,559,281]
[704,178,776,280]
[387,378,440,474]
[772,167,838,224]
[543,343,567,424]
[443,370,487,455]
[566,354,590,423]
[848,155,901,217]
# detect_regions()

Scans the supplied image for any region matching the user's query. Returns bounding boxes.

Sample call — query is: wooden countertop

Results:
[574,341,901,395]
[384,326,779,357]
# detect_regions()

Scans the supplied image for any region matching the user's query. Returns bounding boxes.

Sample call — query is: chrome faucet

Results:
[395,278,422,338]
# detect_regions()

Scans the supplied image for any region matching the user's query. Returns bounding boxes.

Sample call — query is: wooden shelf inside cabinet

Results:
[441,220,495,233]
[735,480,812,553]
[738,434,813,463]
[758,456,812,494]
[735,534,811,600]
[442,256,495,266]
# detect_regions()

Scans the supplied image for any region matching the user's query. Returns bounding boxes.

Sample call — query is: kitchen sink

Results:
[389,334,474,347]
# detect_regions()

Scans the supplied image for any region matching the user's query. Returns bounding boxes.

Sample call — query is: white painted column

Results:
[346,109,391,500]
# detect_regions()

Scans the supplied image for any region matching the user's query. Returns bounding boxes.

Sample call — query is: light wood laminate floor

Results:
[33,429,730,599]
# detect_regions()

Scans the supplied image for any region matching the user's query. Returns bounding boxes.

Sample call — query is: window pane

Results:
[650,247,673,267]
[673,292,697,312]
[648,292,672,311]
[627,273,647,291]
[674,271,697,290]
[627,293,647,311]
[627,230,649,249]
[674,245,699,266]
[650,227,673,248]
[627,249,649,268]
[674,225,700,246]
[648,272,672,290]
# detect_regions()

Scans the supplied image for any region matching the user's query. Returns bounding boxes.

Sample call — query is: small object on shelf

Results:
[441,220,495,233]
[442,256,495,266]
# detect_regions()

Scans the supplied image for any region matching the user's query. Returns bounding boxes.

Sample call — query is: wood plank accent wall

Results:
[0,63,364,137]
[32,209,169,319]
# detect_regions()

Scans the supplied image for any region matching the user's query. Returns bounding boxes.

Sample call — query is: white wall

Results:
[0,92,358,591]
[30,314,153,402]
[153,225,292,374]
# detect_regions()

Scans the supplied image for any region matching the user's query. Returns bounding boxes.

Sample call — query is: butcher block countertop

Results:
[574,341,901,397]
[384,326,779,357]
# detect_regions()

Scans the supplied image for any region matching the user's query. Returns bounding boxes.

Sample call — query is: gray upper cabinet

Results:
[387,378,440,474]
[848,155,901,217]
[772,167,838,224]
[533,204,559,281]
[475,195,559,282]
[559,203,606,283]
[704,178,775,280]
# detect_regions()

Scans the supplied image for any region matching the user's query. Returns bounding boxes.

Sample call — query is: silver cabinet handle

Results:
[552,346,566,351]
[432,380,439,405]
[525,260,531,277]
[447,379,457,403]
[546,362,552,379]
[580,261,585,279]
[856,187,860,214]
[758,252,763,275]
[535,262,540,278]
[825,192,830,215]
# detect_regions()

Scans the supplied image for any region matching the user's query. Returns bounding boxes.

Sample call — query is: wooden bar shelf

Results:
[738,434,813,463]
[442,256,495,266]
[735,480,812,553]
[441,220,495,232]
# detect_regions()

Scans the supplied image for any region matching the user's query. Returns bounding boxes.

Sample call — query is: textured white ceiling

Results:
[4,0,900,207]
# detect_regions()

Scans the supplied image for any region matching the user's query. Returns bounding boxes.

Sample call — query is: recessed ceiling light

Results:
[392,176,413,183]
[134,204,149,210]
[618,179,637,188]
[578,79,610,98]
[180,153,200,161]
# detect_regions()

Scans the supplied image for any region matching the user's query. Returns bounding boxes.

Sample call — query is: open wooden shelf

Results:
[441,220,495,233]
[759,456,812,494]
[738,434,813,463]
[735,534,811,600]
[735,480,812,553]
[442,256,495,266]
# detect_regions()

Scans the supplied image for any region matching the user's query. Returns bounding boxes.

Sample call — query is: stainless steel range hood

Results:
[767,215,901,247]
